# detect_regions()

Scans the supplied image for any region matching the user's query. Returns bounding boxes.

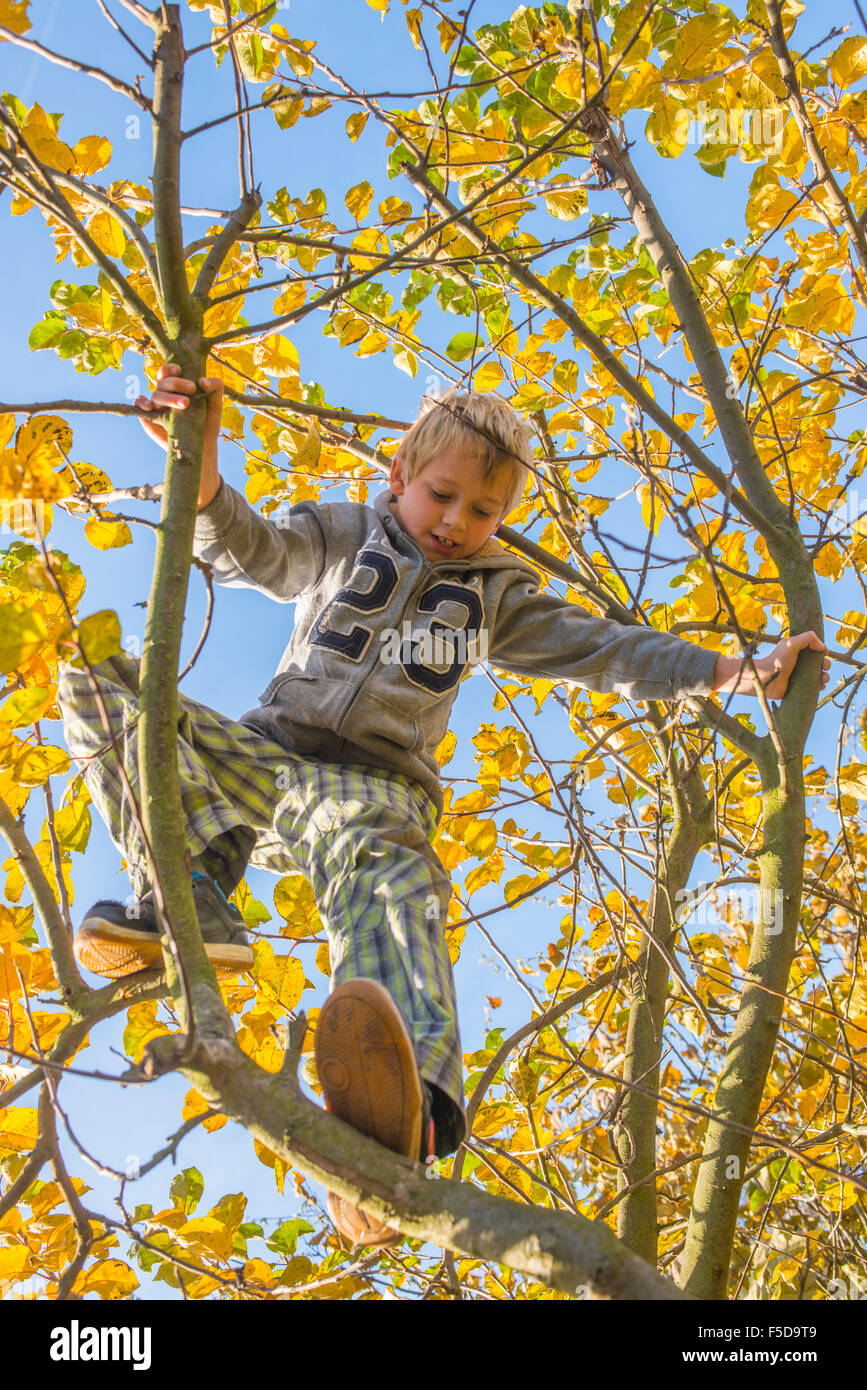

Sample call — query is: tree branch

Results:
[0,797,85,1009]
[0,24,152,110]
[140,1029,691,1299]
[47,168,160,288]
[0,127,169,354]
[192,187,261,301]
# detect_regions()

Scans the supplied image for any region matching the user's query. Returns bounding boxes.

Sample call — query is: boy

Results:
[61,365,829,1247]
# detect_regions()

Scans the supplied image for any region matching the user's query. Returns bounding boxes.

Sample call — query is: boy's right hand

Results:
[135,363,224,510]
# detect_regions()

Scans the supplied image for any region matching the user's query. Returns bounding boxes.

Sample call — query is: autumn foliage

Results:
[0,0,865,1301]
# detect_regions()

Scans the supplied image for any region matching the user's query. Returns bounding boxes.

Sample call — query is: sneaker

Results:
[315,978,435,1248]
[72,872,254,979]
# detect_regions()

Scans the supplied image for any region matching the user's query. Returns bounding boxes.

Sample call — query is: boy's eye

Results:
[430,487,493,517]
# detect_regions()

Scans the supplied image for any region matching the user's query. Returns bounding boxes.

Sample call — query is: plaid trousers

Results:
[57,653,465,1155]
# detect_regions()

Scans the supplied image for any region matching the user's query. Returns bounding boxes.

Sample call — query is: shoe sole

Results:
[73,921,254,980]
[315,978,423,1247]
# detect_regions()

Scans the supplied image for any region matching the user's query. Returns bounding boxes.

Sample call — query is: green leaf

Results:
[445,331,479,362]
[171,1167,204,1216]
[28,313,66,352]
[265,1217,314,1256]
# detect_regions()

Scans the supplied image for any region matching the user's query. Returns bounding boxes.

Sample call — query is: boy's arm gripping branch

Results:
[488,577,829,702]
[488,575,719,702]
[137,364,327,602]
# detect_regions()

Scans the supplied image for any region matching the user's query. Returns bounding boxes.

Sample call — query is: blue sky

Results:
[1,0,864,1298]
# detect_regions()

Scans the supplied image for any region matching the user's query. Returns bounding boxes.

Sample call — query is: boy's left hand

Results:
[753,631,829,700]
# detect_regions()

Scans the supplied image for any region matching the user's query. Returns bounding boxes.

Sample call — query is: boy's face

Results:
[388,447,510,564]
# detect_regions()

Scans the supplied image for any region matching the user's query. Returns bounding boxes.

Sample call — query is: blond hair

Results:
[397,392,532,518]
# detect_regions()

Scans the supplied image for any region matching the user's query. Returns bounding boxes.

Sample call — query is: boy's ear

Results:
[389,452,406,494]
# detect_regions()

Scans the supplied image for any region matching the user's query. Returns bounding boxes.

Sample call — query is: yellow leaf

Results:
[267,91,304,129]
[354,330,389,358]
[830,36,867,86]
[0,1246,35,1291]
[84,514,132,550]
[544,177,586,221]
[245,468,277,505]
[464,817,498,857]
[272,281,306,316]
[76,609,122,665]
[13,740,70,787]
[746,179,800,233]
[182,1087,210,1122]
[177,1216,234,1261]
[838,762,867,800]
[473,1102,511,1138]
[554,64,583,103]
[345,112,368,142]
[0,2,30,37]
[690,931,726,955]
[292,421,321,473]
[438,17,460,51]
[0,1104,38,1157]
[243,1257,275,1286]
[435,730,457,767]
[473,362,504,392]
[378,195,412,225]
[814,541,843,580]
[464,851,503,893]
[646,96,689,158]
[251,940,305,1010]
[123,1001,169,1065]
[345,179,374,223]
[666,13,732,80]
[15,415,71,464]
[637,481,664,536]
[88,210,126,258]
[26,131,75,173]
[253,1136,288,1193]
[365,0,389,11]
[405,8,422,47]
[0,604,48,675]
[0,685,54,727]
[73,135,112,175]
[254,332,299,374]
[589,921,611,950]
[32,1009,69,1050]
[75,1259,139,1300]
[53,793,91,852]
[334,314,368,347]
[273,875,321,938]
[181,1092,228,1134]
[315,940,331,977]
[55,460,113,511]
[348,227,388,271]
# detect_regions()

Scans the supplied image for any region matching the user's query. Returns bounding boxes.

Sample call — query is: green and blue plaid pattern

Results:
[57,653,465,1154]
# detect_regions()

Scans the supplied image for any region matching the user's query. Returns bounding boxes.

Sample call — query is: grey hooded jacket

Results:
[192,480,719,822]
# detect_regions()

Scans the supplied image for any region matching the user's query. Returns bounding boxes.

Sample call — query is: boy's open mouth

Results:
[431,534,458,552]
